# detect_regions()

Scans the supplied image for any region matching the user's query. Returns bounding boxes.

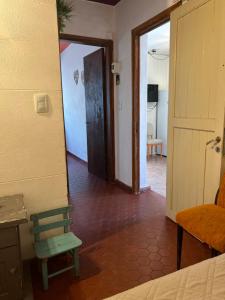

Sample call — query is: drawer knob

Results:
[9,267,17,275]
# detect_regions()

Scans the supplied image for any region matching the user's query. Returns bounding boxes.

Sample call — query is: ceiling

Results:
[148,22,170,54]
[87,0,120,6]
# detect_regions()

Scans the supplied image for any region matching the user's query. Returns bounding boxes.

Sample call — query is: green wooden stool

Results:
[30,205,82,290]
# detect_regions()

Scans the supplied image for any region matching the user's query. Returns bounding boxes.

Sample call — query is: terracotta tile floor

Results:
[32,154,211,300]
[147,155,166,197]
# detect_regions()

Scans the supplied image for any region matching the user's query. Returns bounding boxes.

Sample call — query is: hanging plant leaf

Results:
[56,0,73,32]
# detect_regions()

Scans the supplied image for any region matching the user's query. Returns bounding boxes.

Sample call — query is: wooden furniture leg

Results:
[160,143,163,158]
[73,248,80,277]
[41,258,48,290]
[211,248,220,258]
[177,225,183,270]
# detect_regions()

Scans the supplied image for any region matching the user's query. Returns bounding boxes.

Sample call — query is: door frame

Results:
[60,34,115,182]
[131,2,182,194]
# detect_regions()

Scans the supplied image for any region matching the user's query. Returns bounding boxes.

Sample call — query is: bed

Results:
[106,254,225,300]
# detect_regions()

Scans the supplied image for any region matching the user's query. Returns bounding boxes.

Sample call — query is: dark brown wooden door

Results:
[84,48,107,179]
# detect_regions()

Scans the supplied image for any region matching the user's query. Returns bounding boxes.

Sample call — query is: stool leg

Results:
[211,248,220,258]
[177,225,183,270]
[211,248,216,258]
[160,144,163,158]
[41,259,48,290]
[73,248,80,277]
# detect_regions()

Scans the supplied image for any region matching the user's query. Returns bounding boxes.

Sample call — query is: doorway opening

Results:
[59,34,115,194]
[142,22,170,197]
[132,2,181,194]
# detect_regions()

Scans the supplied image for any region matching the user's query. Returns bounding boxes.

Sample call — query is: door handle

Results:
[206,136,222,153]
[206,136,221,146]
[9,267,17,275]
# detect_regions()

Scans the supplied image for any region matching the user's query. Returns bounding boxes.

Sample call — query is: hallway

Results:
[32,154,210,300]
[147,156,167,197]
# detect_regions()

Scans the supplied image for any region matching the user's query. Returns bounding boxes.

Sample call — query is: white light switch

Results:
[34,94,49,113]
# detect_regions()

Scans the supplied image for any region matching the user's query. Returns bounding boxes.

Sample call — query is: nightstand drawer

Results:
[0,246,22,300]
[0,227,18,249]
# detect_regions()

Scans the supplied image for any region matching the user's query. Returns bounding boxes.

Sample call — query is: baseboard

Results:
[156,154,167,158]
[149,154,167,158]
[115,180,150,194]
[115,179,133,193]
[67,151,88,165]
[140,186,151,193]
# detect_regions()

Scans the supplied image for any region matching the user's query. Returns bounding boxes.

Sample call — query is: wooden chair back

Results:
[30,206,72,242]
[216,173,225,208]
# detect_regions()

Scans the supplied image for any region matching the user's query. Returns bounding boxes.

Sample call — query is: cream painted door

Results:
[167,0,225,220]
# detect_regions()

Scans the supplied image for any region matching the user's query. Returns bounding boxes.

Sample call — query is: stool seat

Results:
[147,138,163,145]
[35,232,82,259]
[176,204,225,253]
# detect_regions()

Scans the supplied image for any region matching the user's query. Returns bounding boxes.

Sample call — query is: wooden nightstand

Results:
[0,194,27,300]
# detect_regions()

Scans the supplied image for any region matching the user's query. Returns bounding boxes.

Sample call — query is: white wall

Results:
[148,54,169,156]
[61,43,99,161]
[147,105,157,139]
[64,0,115,40]
[148,55,169,91]
[64,0,180,187]
[157,91,169,156]
[115,0,180,186]
[0,0,68,259]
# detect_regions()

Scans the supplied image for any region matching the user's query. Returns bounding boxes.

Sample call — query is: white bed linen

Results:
[106,254,225,300]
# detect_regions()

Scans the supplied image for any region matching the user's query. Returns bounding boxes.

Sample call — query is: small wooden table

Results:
[147,139,163,159]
